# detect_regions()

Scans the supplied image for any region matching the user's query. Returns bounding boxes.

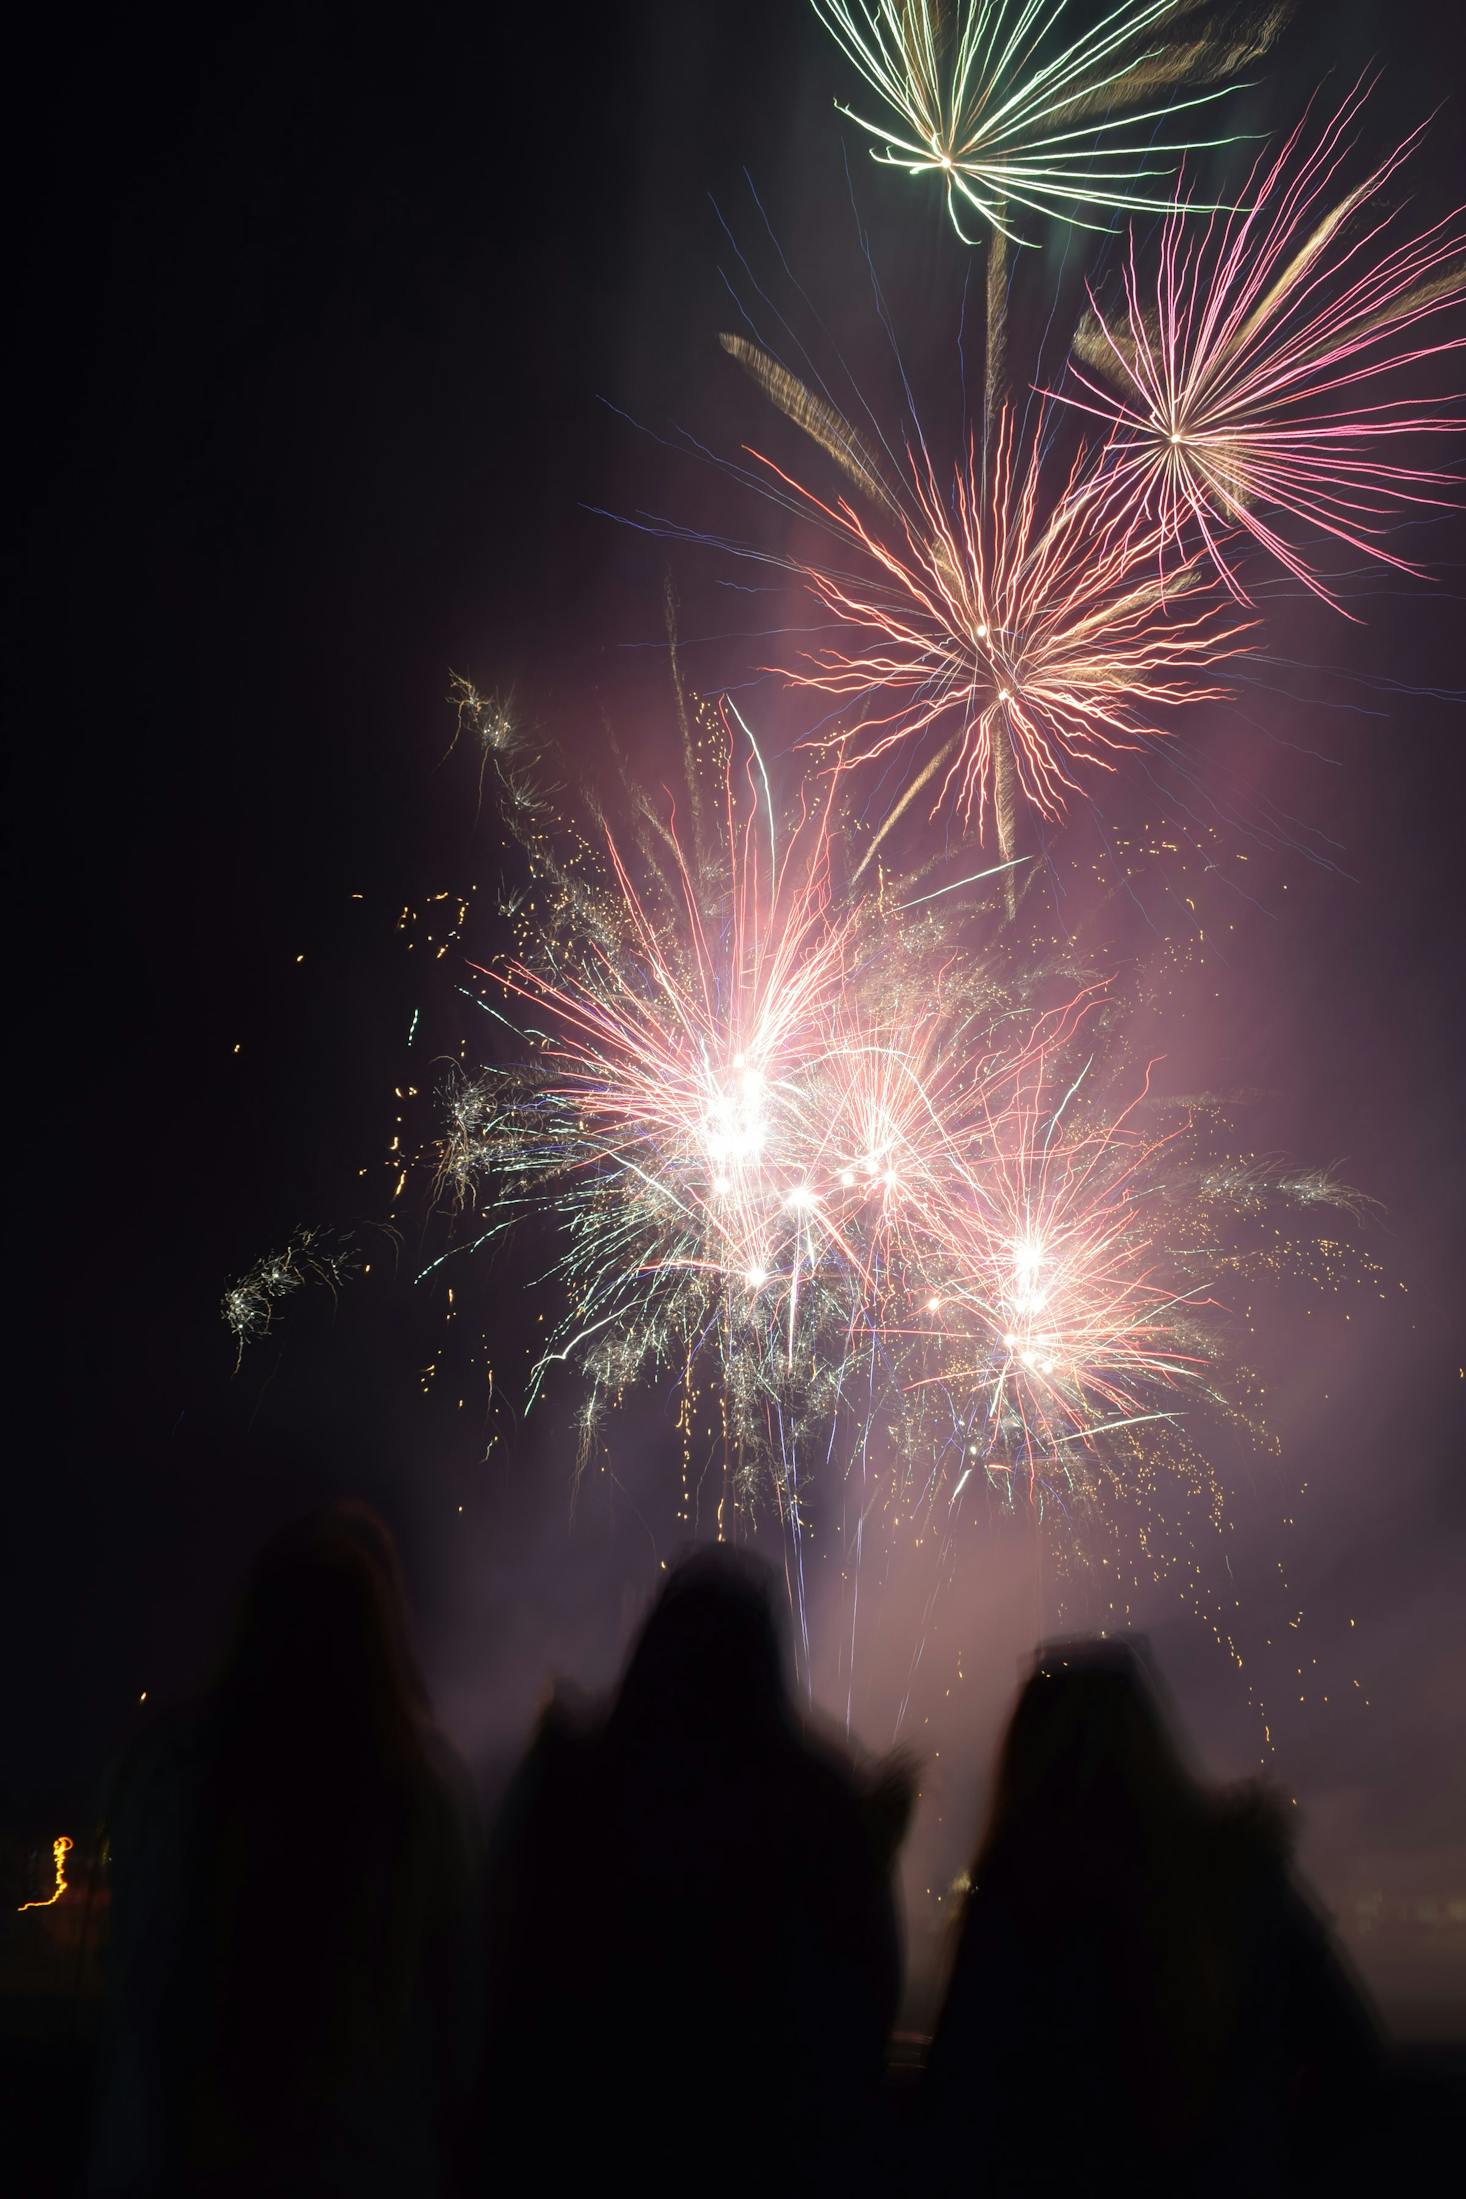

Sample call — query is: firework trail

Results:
[1055,79,1466,610]
[807,0,1284,245]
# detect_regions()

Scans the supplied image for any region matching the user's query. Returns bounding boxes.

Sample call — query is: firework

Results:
[887,990,1374,1524]
[446,673,524,816]
[456,707,871,1447]
[755,403,1250,839]
[437,699,1040,1478]
[806,0,1282,244]
[18,1835,73,1913]
[221,1227,361,1366]
[433,699,1368,1524]
[1056,82,1466,609]
[913,1004,1213,1499]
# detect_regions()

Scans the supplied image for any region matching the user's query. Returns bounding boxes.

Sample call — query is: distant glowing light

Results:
[18,1836,72,1913]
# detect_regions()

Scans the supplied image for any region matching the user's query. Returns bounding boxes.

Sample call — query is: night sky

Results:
[7,0,1465,2028]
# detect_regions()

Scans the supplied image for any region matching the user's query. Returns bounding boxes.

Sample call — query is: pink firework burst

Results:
[1056,79,1466,611]
[491,729,865,1318]
[756,405,1249,838]
[910,992,1215,1497]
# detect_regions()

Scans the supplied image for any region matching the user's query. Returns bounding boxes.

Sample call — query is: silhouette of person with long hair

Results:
[923,1638,1380,2196]
[485,1546,913,2184]
[89,1503,480,2198]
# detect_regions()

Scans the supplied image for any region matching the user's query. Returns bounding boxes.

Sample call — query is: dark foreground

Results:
[3,2001,1465,2199]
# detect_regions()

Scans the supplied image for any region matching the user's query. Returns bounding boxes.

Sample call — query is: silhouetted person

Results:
[922,1639,1381,2196]
[484,1548,913,2184]
[89,1504,480,2198]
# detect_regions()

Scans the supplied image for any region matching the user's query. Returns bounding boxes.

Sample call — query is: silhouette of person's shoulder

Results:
[1212,1781,1293,1865]
[1207,1783,1329,1946]
[525,1680,599,1780]
[104,1698,211,1862]
[420,1720,479,1818]
[861,1749,918,1868]
[1207,1782,1382,2080]
[798,1721,916,1859]
[487,1682,598,1877]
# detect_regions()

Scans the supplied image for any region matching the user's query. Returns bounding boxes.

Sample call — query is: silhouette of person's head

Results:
[214,1501,426,1770]
[612,1546,789,1753]
[978,1636,1198,1883]
[154,1507,472,2186]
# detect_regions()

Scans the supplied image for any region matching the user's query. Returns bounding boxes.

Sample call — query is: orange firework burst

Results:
[756,406,1251,838]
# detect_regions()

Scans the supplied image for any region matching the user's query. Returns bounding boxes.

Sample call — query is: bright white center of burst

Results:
[744,1266,767,1289]
[785,1185,815,1211]
[1009,1239,1048,1314]
[1004,1245,1057,1375]
[704,1064,767,1170]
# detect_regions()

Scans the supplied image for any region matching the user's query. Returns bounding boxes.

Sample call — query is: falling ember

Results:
[18,1835,73,1913]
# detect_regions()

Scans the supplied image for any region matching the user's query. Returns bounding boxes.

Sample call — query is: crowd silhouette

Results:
[85,1506,1382,2197]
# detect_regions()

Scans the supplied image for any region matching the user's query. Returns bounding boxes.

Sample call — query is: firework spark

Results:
[1056,81,1466,609]
[807,0,1282,244]
[18,1835,73,1913]
[222,1228,360,1366]
[756,404,1250,837]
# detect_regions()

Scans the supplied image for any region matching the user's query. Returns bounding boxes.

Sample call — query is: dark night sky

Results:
[5,1,1465,2024]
